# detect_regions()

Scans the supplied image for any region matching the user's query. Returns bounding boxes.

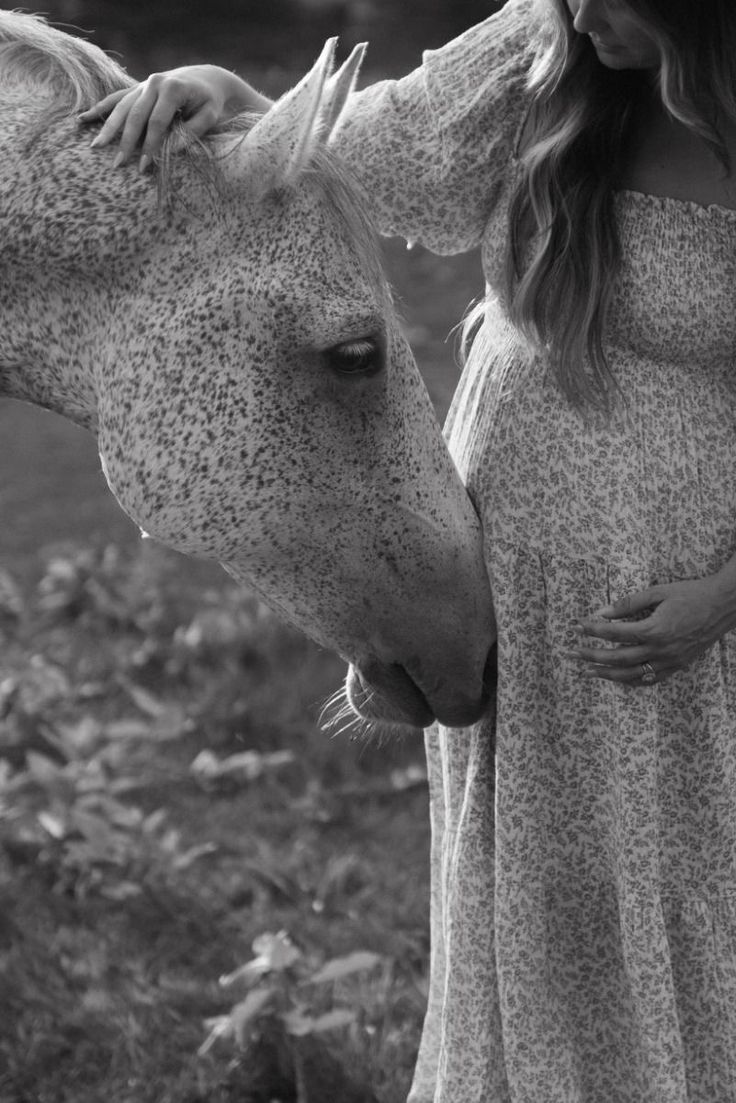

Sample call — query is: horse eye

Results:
[325,337,383,378]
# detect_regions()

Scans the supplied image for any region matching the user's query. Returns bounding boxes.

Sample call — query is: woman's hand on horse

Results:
[565,573,736,685]
[79,65,270,169]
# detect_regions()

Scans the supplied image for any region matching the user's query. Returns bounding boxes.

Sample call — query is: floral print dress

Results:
[336,1,736,1099]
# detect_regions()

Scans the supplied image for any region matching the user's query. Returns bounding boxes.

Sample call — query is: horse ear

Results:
[241,37,337,194]
[321,42,367,139]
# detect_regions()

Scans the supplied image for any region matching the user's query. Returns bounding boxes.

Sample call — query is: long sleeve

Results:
[331,0,542,255]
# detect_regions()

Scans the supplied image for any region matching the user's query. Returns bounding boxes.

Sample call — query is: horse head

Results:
[0,14,496,730]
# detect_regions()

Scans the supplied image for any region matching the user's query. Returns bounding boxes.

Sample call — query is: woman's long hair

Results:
[500,0,736,413]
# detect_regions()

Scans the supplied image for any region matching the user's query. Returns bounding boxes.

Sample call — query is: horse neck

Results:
[0,292,103,433]
[0,106,159,434]
[1,246,106,434]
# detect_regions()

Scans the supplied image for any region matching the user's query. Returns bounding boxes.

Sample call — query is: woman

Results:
[81,1,736,1099]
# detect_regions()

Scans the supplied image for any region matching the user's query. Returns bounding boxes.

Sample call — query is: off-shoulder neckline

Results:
[615,188,736,219]
[512,113,736,219]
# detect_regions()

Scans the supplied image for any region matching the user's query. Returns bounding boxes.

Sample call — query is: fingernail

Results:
[112,151,125,169]
[139,153,151,173]
[89,134,103,147]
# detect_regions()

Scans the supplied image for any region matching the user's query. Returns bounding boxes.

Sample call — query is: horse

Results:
[0,12,496,731]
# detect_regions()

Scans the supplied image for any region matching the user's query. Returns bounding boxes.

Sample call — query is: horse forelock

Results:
[308,147,394,313]
[0,11,391,311]
[0,11,133,120]
[154,122,393,311]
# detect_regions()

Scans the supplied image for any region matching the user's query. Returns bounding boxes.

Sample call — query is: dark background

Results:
[38,0,501,78]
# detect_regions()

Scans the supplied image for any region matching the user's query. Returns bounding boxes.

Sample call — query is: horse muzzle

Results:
[346,643,497,731]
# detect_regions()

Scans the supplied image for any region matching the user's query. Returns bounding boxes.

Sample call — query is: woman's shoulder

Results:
[330,0,547,254]
[420,0,546,156]
[422,0,545,112]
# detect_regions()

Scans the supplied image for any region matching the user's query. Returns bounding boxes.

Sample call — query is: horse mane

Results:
[0,11,392,307]
[177,117,393,313]
[0,10,134,116]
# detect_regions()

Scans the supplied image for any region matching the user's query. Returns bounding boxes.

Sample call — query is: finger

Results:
[89,89,142,149]
[139,96,214,158]
[78,88,130,122]
[115,84,163,163]
[565,643,652,668]
[574,616,653,644]
[590,587,663,621]
[581,660,675,685]
[583,665,650,684]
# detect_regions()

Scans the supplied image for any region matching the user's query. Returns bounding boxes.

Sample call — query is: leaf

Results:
[68,808,119,850]
[190,749,295,784]
[25,751,63,788]
[307,951,383,985]
[104,719,153,740]
[77,794,143,830]
[17,657,71,714]
[389,764,428,791]
[142,808,168,833]
[230,988,274,1048]
[119,680,168,718]
[242,858,298,901]
[197,1015,234,1057]
[159,827,182,853]
[0,567,23,621]
[55,717,103,756]
[150,715,192,741]
[0,677,18,712]
[172,842,217,871]
[101,881,143,901]
[221,931,301,989]
[117,679,190,737]
[189,750,219,780]
[219,959,271,989]
[251,930,302,972]
[37,810,67,839]
[0,760,12,792]
[283,1008,355,1037]
[282,1010,313,1038]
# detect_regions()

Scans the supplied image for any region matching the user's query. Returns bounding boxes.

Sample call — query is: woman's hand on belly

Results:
[565,573,736,686]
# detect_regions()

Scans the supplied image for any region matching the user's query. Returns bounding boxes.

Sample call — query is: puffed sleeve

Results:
[331,0,542,254]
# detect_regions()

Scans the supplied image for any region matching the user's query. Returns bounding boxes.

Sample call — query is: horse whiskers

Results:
[318,682,411,747]
[317,685,349,728]
[319,683,379,742]
[319,686,359,730]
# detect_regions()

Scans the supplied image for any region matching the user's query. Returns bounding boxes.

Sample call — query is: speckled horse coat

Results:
[0,13,495,728]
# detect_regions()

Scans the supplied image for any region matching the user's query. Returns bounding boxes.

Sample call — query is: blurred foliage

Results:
[37,0,503,75]
[198,931,385,1101]
[0,540,431,1102]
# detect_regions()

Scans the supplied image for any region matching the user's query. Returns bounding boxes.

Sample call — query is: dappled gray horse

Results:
[0,13,495,729]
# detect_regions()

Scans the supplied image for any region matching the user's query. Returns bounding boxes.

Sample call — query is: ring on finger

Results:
[640,661,657,686]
